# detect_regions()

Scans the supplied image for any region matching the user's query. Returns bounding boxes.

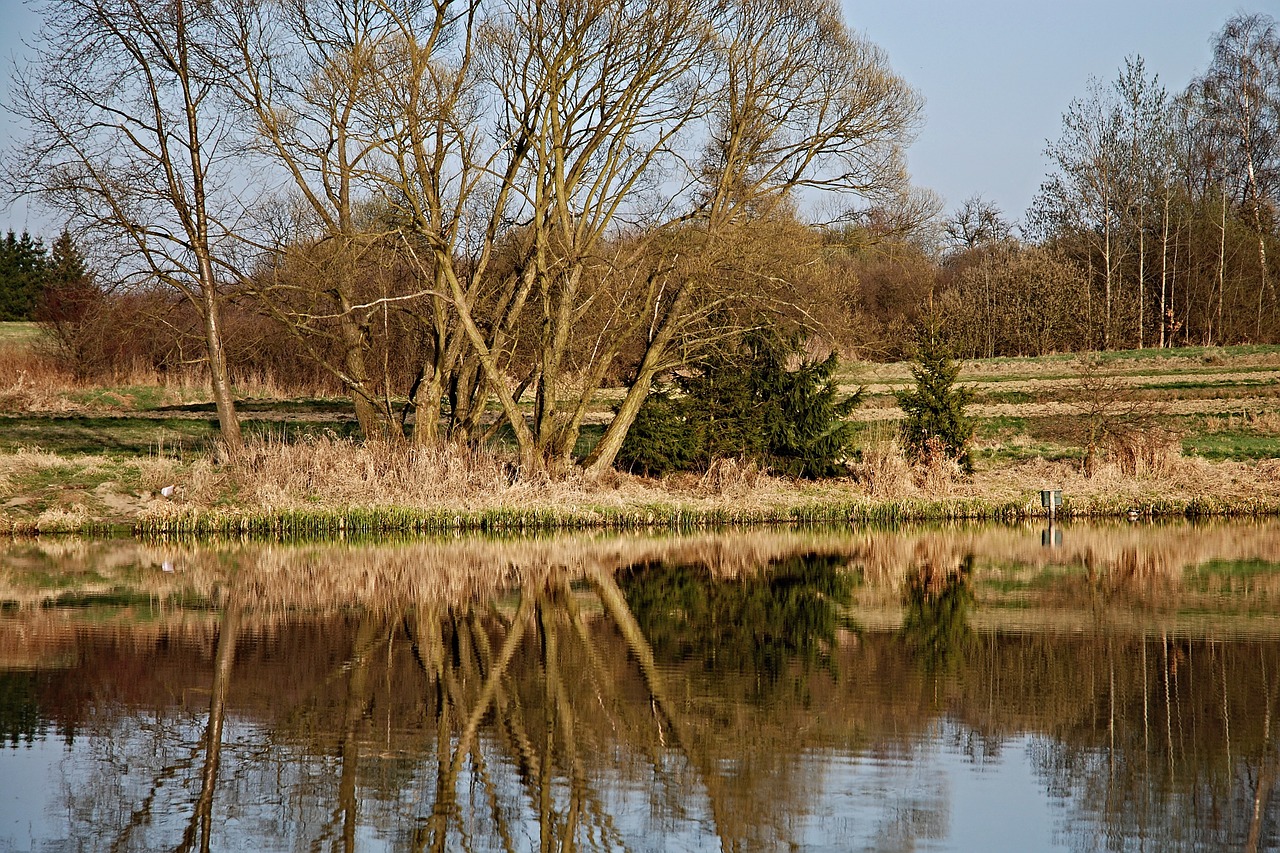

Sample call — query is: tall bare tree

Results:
[1198,12,1280,338]
[582,0,921,474]
[56,0,917,472]
[7,0,245,454]
[1031,76,1126,349]
[213,0,448,442]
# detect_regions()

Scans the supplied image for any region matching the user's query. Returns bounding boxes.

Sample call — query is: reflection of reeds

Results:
[7,523,1280,628]
[0,530,862,615]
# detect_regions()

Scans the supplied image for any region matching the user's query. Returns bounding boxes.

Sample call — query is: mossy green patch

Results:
[1183,434,1280,461]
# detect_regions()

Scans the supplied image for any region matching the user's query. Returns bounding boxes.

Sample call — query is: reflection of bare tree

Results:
[9,532,1280,850]
[397,569,737,852]
[177,586,243,853]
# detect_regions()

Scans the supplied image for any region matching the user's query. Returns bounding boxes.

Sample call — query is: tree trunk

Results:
[1160,192,1170,348]
[1217,188,1228,344]
[199,275,243,458]
[441,256,541,471]
[1103,212,1113,349]
[583,283,690,475]
[1138,210,1146,349]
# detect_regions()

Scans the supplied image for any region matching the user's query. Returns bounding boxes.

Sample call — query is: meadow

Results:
[3,321,1279,535]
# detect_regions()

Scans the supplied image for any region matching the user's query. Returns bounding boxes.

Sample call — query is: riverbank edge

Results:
[4,492,1278,538]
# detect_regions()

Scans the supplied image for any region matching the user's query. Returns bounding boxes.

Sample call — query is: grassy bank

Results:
[3,325,1280,536]
[3,433,1279,536]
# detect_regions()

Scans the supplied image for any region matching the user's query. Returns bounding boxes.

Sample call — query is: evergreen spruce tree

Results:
[897,326,974,472]
[45,230,89,292]
[0,231,49,321]
[611,387,696,477]
[618,329,861,478]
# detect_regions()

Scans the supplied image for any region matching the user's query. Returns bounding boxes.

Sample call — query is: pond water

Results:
[1,521,1279,852]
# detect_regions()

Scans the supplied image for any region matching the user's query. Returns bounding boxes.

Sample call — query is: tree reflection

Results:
[620,554,856,700]
[178,584,243,853]
[0,672,44,746]
[900,555,974,674]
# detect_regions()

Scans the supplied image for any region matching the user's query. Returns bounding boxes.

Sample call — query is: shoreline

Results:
[5,456,1280,538]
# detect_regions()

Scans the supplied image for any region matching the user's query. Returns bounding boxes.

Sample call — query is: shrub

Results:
[612,387,695,477]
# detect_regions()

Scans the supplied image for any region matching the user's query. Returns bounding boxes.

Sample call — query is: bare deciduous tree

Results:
[1198,12,1280,337]
[7,0,246,454]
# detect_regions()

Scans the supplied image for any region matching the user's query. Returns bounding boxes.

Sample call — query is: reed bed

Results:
[127,492,1280,539]
[4,428,1280,537]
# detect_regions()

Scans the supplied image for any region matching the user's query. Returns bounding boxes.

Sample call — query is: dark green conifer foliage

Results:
[0,231,49,321]
[897,327,974,471]
[45,230,89,292]
[618,330,861,478]
[611,388,696,477]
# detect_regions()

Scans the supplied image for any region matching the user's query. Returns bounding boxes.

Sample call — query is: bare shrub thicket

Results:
[1061,356,1169,475]
[39,288,360,397]
[1106,427,1184,477]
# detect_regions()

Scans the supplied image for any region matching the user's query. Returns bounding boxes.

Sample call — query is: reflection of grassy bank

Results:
[6,522,1280,624]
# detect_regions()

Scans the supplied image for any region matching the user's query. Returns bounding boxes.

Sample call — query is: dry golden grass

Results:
[692,457,764,497]
[1203,410,1280,435]
[0,344,78,413]
[0,448,186,530]
[233,434,523,508]
[222,434,834,517]
[856,434,915,498]
[4,429,1279,535]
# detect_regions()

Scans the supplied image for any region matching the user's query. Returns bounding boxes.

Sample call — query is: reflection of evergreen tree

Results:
[0,672,46,747]
[620,554,856,700]
[900,555,975,674]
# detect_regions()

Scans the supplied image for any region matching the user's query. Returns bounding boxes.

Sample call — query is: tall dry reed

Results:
[1106,427,1183,477]
[856,429,914,499]
[232,433,521,507]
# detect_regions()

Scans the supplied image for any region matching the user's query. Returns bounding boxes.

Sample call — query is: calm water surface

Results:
[1,521,1279,851]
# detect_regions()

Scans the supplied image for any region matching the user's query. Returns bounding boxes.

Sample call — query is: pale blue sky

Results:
[0,0,1268,236]
[844,0,1261,225]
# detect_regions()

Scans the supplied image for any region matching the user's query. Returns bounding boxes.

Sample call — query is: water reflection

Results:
[901,555,974,674]
[0,523,1278,851]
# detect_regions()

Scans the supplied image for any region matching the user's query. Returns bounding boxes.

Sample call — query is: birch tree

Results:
[1198,12,1280,338]
[1031,76,1126,349]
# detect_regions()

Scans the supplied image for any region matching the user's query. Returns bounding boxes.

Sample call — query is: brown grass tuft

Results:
[857,435,914,499]
[1106,427,1183,477]
[912,435,965,492]
[696,458,763,497]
